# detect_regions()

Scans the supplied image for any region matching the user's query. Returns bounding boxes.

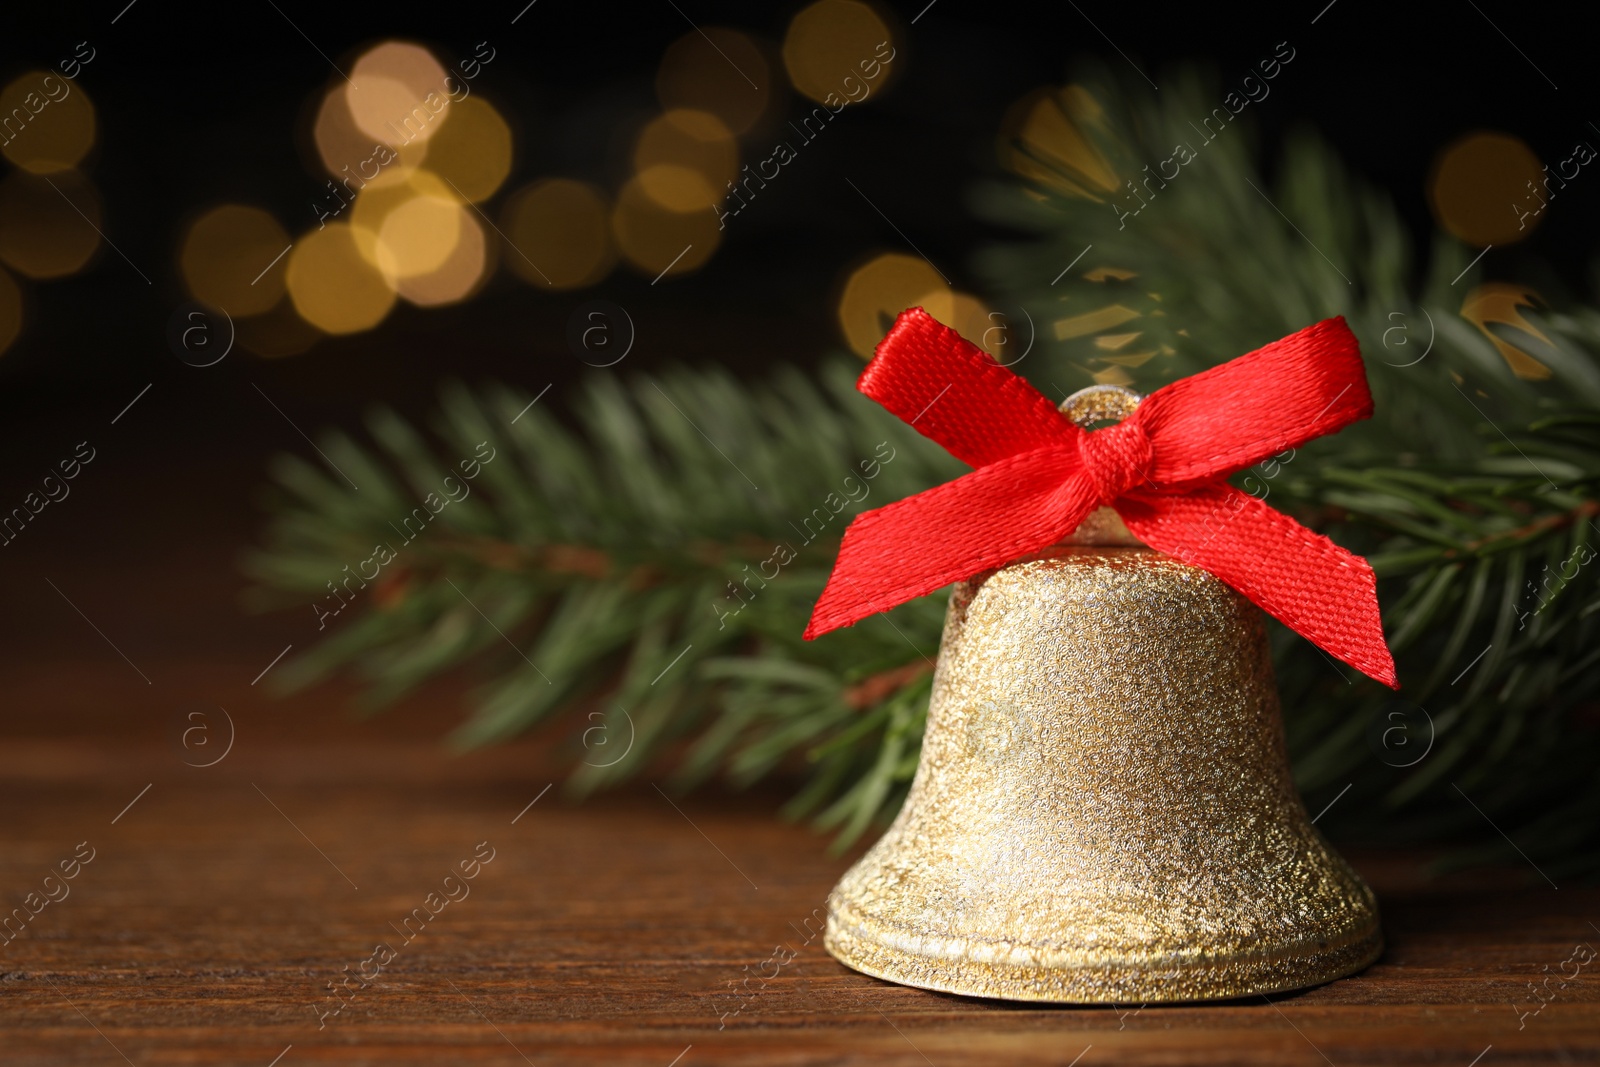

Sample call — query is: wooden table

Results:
[0,647,1595,1067]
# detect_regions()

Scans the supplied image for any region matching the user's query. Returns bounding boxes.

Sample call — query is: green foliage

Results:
[245,363,956,839]
[249,66,1600,872]
[1271,419,1599,876]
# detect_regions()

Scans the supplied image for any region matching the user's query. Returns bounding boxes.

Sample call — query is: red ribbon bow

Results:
[804,309,1398,689]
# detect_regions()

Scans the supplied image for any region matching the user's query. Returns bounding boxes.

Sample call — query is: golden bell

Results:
[824,387,1382,1003]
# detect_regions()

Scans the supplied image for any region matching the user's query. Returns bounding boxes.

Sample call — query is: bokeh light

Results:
[1000,85,1121,199]
[313,86,425,189]
[611,175,721,279]
[0,71,96,174]
[656,29,772,134]
[1429,132,1545,246]
[782,0,896,105]
[179,205,290,317]
[350,169,450,241]
[285,224,396,334]
[393,209,489,306]
[0,170,102,279]
[501,179,615,289]
[422,96,512,203]
[837,252,948,358]
[346,41,453,145]
[633,110,737,214]
[1461,282,1553,380]
[635,164,721,214]
[375,192,463,279]
[348,169,463,281]
[0,267,22,356]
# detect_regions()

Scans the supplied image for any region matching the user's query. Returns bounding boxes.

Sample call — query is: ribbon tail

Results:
[805,448,1097,639]
[1120,486,1399,688]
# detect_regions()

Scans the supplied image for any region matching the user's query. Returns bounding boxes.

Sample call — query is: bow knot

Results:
[804,308,1399,689]
[1077,419,1153,505]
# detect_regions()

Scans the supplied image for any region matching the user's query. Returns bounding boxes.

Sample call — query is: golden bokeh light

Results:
[635,163,720,213]
[350,168,453,240]
[422,96,512,202]
[394,209,489,306]
[0,267,22,357]
[347,169,463,280]
[1053,304,1142,340]
[313,86,426,189]
[656,28,772,134]
[501,178,615,289]
[0,71,96,174]
[633,110,737,213]
[375,193,463,279]
[612,175,721,279]
[313,85,366,171]
[837,252,947,358]
[179,205,291,317]
[782,0,896,105]
[1429,132,1545,246]
[0,170,101,279]
[346,41,453,145]
[916,289,999,356]
[1000,85,1120,200]
[285,224,396,334]
[1461,282,1553,380]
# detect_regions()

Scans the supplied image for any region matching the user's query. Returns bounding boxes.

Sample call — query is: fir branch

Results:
[246,362,959,825]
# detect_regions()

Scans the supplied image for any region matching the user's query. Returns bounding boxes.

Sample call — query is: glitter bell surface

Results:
[823,387,1382,1003]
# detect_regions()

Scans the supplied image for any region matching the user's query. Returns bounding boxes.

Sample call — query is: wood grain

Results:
[0,654,1595,1066]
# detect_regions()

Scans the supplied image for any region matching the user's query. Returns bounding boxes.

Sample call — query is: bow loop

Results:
[1077,418,1154,505]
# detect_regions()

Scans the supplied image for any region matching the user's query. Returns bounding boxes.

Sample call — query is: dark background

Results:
[0,0,1593,696]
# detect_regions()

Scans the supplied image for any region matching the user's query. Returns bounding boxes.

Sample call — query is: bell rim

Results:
[824,896,1384,1003]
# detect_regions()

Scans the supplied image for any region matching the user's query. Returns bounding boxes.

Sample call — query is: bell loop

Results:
[1058,383,1142,428]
